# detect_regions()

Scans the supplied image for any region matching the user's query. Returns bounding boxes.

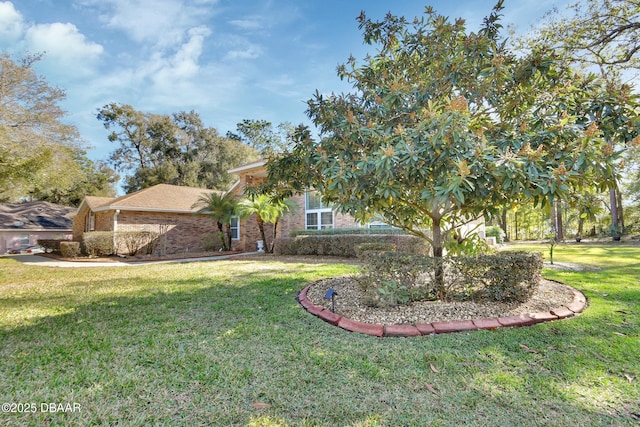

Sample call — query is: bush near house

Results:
[274,233,428,258]
[37,239,71,254]
[82,232,114,257]
[201,232,225,252]
[120,231,159,256]
[59,241,81,258]
[289,227,407,236]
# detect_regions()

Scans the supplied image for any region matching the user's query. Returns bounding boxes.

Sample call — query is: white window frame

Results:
[88,211,95,232]
[230,215,240,240]
[367,221,393,229]
[305,191,333,230]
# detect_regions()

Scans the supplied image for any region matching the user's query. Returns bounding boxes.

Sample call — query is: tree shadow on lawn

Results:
[0,272,638,426]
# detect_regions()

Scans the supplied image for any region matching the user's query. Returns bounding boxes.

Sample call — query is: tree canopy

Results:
[524,0,640,233]
[0,53,114,203]
[228,119,295,159]
[97,103,258,193]
[265,2,621,257]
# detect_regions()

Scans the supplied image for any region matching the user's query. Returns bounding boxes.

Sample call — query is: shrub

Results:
[356,250,542,307]
[274,234,428,258]
[202,232,224,252]
[354,242,397,258]
[444,232,494,256]
[37,239,68,253]
[485,226,505,244]
[119,231,159,256]
[82,231,114,257]
[289,227,407,237]
[59,241,81,258]
[476,251,543,302]
[357,250,437,307]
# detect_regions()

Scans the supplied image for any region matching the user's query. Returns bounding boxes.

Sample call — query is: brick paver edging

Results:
[297,281,587,337]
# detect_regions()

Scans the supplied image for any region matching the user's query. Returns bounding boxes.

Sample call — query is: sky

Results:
[1,0,571,164]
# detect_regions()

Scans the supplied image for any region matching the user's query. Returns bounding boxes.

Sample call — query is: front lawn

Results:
[0,246,638,426]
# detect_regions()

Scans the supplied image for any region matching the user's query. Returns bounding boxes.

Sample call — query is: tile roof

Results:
[88,184,219,213]
[0,201,74,230]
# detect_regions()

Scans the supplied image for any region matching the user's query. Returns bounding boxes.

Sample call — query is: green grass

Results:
[0,246,638,426]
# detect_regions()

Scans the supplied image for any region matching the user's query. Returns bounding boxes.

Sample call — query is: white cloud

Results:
[229,17,264,31]
[0,1,25,45]
[82,0,218,49]
[222,34,263,60]
[25,22,103,75]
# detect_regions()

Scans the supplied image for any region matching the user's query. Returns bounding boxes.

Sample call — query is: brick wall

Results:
[229,168,362,251]
[116,211,218,254]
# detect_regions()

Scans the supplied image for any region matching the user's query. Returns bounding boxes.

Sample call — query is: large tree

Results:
[528,0,640,233]
[228,119,295,159]
[0,53,89,202]
[266,2,618,264]
[30,156,118,206]
[97,103,257,193]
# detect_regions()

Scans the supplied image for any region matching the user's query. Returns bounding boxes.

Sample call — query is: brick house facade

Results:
[73,184,219,254]
[227,160,359,252]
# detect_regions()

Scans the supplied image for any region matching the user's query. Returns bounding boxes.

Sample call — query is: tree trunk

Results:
[217,222,227,251]
[223,223,232,251]
[431,219,445,299]
[499,208,510,242]
[610,186,619,229]
[577,217,584,239]
[269,220,280,254]
[256,216,267,251]
[616,185,624,230]
[555,199,564,241]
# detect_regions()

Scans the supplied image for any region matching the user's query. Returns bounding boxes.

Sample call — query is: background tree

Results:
[193,192,238,251]
[30,157,118,206]
[0,53,91,203]
[228,119,295,159]
[528,0,640,234]
[97,103,257,193]
[266,2,617,270]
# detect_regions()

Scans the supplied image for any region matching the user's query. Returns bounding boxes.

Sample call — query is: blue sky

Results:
[1,0,570,163]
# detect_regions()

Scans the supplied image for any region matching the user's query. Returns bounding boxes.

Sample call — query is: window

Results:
[367,221,393,229]
[230,216,240,240]
[19,234,30,247]
[305,191,333,230]
[87,211,95,232]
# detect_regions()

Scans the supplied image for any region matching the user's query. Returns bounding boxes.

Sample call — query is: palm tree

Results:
[193,192,238,251]
[236,194,297,253]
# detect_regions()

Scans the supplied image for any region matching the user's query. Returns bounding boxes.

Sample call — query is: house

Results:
[73,184,220,254]
[227,160,360,252]
[0,201,74,254]
[228,160,486,252]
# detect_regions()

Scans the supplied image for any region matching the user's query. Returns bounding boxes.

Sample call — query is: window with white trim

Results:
[87,211,95,232]
[230,215,240,240]
[305,191,333,230]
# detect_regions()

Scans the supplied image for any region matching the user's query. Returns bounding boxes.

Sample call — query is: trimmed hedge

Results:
[289,227,407,237]
[82,231,114,257]
[60,241,81,258]
[37,239,69,253]
[357,250,542,307]
[274,234,428,258]
[120,231,159,256]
